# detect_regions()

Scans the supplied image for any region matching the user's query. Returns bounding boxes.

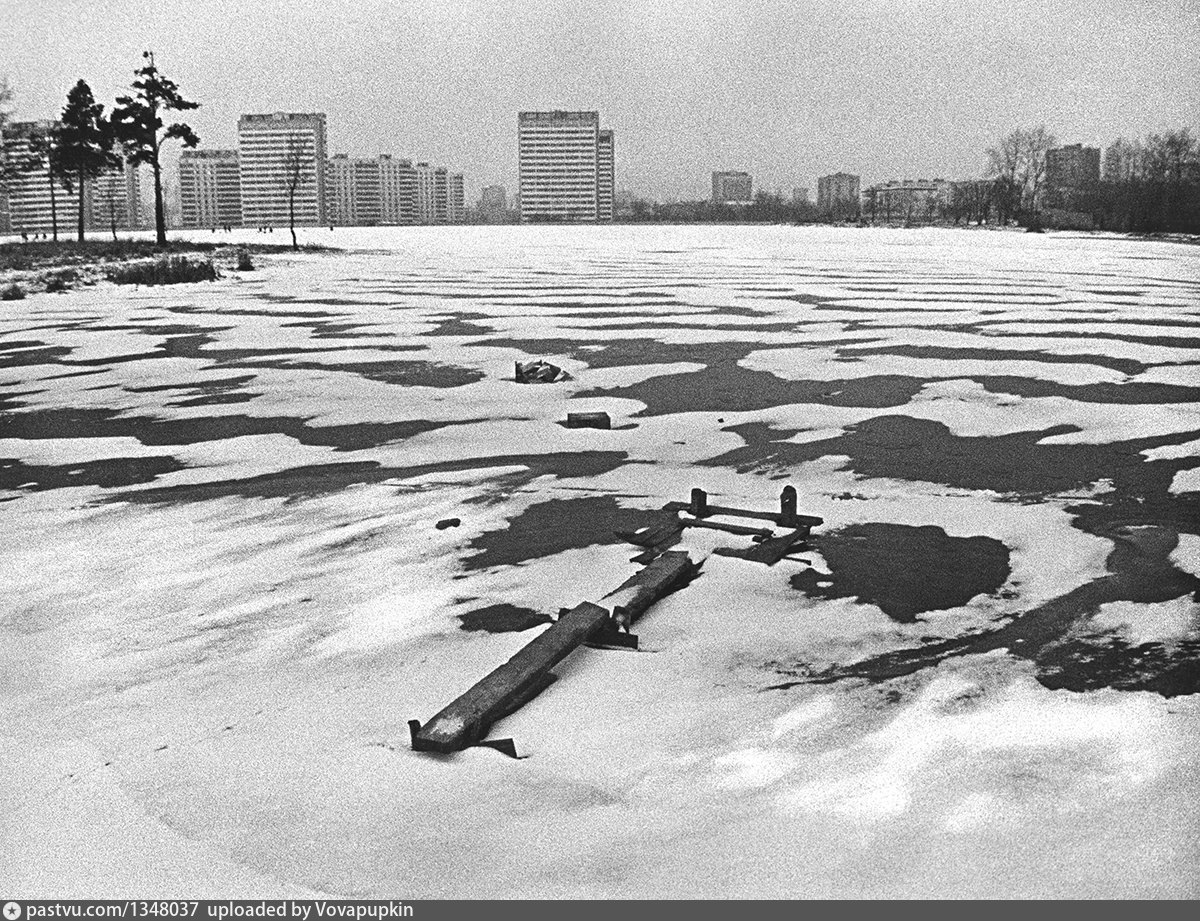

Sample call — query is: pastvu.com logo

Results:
[3,902,22,920]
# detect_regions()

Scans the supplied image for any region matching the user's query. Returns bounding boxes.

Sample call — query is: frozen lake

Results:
[2,224,1198,897]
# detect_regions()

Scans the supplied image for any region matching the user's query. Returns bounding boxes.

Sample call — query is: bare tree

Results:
[282,132,311,251]
[1021,125,1056,220]
[24,123,69,241]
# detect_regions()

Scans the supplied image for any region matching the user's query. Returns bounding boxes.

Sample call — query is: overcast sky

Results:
[3,0,1198,201]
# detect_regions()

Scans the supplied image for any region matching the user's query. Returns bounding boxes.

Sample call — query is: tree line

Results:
[0,52,199,245]
[934,126,1199,233]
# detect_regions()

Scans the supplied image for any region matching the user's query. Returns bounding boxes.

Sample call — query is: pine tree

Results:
[57,79,119,242]
[24,123,67,241]
[111,51,199,245]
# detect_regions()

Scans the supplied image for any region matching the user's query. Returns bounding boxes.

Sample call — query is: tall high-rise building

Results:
[415,162,436,224]
[712,171,752,203]
[326,154,382,225]
[0,120,82,235]
[179,149,241,228]
[449,173,465,223]
[597,129,615,222]
[379,155,417,225]
[817,172,861,218]
[517,110,614,223]
[433,167,449,224]
[87,161,143,233]
[237,112,327,227]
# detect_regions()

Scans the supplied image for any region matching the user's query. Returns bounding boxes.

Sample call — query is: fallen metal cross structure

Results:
[408,486,822,759]
[409,551,699,758]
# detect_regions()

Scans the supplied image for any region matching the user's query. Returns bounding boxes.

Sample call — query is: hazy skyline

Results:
[3,0,1198,200]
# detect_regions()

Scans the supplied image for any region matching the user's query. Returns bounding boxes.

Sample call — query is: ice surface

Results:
[1,225,1197,898]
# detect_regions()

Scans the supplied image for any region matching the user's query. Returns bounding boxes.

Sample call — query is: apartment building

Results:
[237,112,327,227]
[517,110,614,223]
[179,149,241,228]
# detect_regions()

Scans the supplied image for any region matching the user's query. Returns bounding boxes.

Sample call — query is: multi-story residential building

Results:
[87,160,143,233]
[517,110,615,223]
[817,172,861,219]
[179,149,241,228]
[479,184,507,212]
[1047,144,1101,190]
[449,173,465,223]
[0,120,81,236]
[414,162,436,224]
[478,184,507,223]
[712,171,752,203]
[597,129,615,221]
[433,167,449,224]
[237,112,327,228]
[326,154,382,226]
[378,155,417,225]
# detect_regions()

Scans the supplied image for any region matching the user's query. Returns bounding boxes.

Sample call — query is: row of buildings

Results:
[0,120,143,235]
[180,112,467,228]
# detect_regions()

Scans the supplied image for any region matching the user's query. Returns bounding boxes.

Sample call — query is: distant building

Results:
[597,129,615,221]
[238,112,328,228]
[0,120,82,235]
[517,110,614,223]
[1047,144,1100,190]
[88,160,143,233]
[179,149,241,228]
[479,184,507,212]
[378,155,417,224]
[791,187,810,204]
[449,173,465,223]
[414,162,436,224]
[433,167,449,224]
[477,184,508,223]
[326,154,382,226]
[712,171,752,203]
[817,172,860,219]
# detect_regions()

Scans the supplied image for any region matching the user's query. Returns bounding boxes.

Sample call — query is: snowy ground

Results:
[1,225,1198,898]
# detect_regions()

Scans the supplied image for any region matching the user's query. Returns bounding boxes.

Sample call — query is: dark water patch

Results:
[471,336,758,370]
[837,344,1148,376]
[279,320,384,340]
[1,455,185,492]
[125,374,258,395]
[576,320,801,334]
[458,603,552,633]
[974,375,1199,405]
[110,451,632,505]
[584,363,927,415]
[986,329,1200,350]
[790,524,1011,622]
[421,313,495,337]
[166,304,344,319]
[233,358,482,388]
[169,392,256,408]
[0,345,74,368]
[767,527,1200,698]
[705,416,1200,507]
[1036,636,1200,696]
[464,495,660,570]
[0,406,470,452]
